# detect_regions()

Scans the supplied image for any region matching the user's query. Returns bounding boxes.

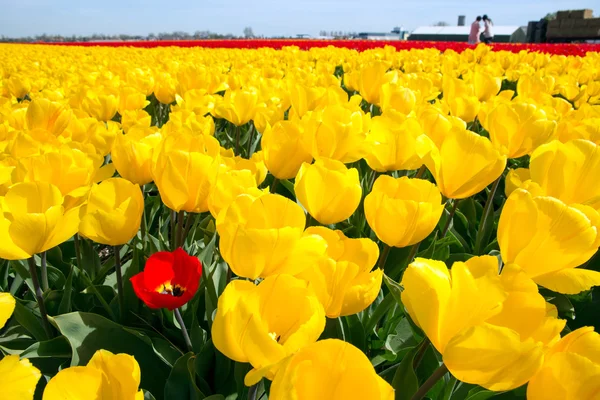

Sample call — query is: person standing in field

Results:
[482,15,494,43]
[468,16,482,44]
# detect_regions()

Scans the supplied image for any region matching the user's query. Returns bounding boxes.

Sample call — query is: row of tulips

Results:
[0,42,599,399]
[41,39,600,57]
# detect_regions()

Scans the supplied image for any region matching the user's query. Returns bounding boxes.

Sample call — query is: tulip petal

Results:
[534,268,600,295]
[444,323,544,391]
[43,366,103,400]
[0,355,41,400]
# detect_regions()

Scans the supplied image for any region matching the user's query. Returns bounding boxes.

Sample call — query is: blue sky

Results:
[0,0,598,37]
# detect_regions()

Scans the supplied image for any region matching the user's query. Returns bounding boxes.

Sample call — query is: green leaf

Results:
[13,300,49,341]
[10,260,34,294]
[57,266,74,314]
[20,335,71,359]
[54,312,171,399]
[547,292,575,320]
[164,352,205,400]
[234,362,251,398]
[344,314,366,352]
[365,293,395,334]
[391,345,420,400]
[384,318,413,356]
[383,274,404,305]
[202,396,225,400]
[465,386,500,400]
[144,390,157,400]
[80,238,102,279]
[279,179,296,197]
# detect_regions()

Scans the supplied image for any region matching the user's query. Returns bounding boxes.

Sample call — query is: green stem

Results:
[246,124,256,156]
[181,212,195,247]
[175,210,185,249]
[140,185,147,248]
[170,210,177,251]
[440,199,459,238]
[406,242,421,265]
[174,308,193,352]
[40,252,49,291]
[74,234,82,270]
[474,176,501,254]
[81,272,117,320]
[414,165,427,179]
[413,337,430,369]
[235,125,241,155]
[410,363,449,400]
[377,244,391,271]
[27,257,53,338]
[114,246,125,322]
[270,177,279,193]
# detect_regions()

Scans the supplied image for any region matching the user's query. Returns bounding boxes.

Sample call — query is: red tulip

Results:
[130,248,202,310]
[44,39,600,57]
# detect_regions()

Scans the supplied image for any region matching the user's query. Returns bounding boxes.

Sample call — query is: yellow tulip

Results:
[295,226,382,317]
[528,327,600,400]
[472,70,502,102]
[402,256,564,391]
[151,133,221,213]
[154,72,177,105]
[25,98,72,136]
[12,146,114,205]
[211,275,326,385]
[207,166,261,218]
[270,339,394,400]
[0,291,41,399]
[365,176,443,248]
[118,86,149,114]
[7,75,31,99]
[416,105,465,148]
[498,189,600,294]
[79,178,144,246]
[253,102,285,134]
[364,114,426,172]
[43,349,143,400]
[444,78,480,123]
[300,100,371,164]
[81,89,119,122]
[344,61,393,106]
[216,193,326,279]
[0,182,80,259]
[295,158,361,225]
[287,83,346,118]
[485,103,557,158]
[224,151,268,186]
[504,168,532,197]
[112,126,162,185]
[261,120,313,180]
[120,109,151,133]
[529,139,600,210]
[214,88,258,126]
[0,292,15,329]
[380,83,417,115]
[0,355,42,400]
[162,110,215,137]
[418,126,507,199]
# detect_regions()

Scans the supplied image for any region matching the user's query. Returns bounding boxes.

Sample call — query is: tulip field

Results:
[1,40,600,399]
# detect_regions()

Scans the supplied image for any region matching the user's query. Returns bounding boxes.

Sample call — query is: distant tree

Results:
[544,12,557,20]
[243,27,254,38]
[433,21,450,26]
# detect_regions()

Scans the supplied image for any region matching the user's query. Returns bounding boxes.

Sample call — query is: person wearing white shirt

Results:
[482,14,494,44]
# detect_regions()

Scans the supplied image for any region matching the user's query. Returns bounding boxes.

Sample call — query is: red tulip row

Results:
[36,39,600,56]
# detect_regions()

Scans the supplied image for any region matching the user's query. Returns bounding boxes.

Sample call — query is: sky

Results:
[0,0,598,38]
